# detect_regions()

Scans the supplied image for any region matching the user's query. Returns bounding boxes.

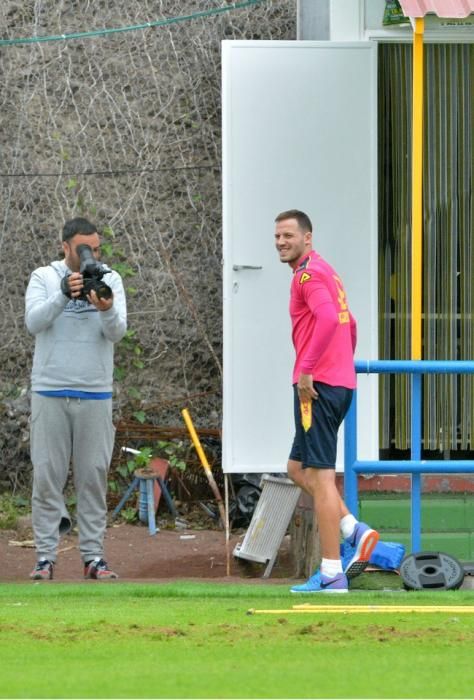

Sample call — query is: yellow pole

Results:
[181,408,227,529]
[411,17,424,360]
[182,408,213,473]
[182,408,230,574]
[247,606,474,615]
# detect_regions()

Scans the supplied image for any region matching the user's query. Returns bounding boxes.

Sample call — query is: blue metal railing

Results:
[344,360,474,553]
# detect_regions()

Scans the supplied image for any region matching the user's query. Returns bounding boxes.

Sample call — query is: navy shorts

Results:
[289,382,353,469]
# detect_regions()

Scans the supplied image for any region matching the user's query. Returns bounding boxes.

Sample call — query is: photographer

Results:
[25,217,127,580]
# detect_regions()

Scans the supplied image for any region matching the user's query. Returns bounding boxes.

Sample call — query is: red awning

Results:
[398,0,474,17]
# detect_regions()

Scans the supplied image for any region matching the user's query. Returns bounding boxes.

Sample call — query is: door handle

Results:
[232,265,263,271]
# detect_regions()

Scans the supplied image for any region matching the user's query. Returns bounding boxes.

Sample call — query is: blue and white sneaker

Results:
[290,571,348,594]
[342,522,379,579]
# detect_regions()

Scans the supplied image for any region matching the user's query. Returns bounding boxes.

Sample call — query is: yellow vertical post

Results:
[411,17,424,360]
[410,17,425,548]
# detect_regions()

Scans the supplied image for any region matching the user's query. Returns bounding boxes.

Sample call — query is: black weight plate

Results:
[400,551,464,591]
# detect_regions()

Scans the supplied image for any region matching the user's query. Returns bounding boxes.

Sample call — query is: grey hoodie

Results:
[25,260,127,393]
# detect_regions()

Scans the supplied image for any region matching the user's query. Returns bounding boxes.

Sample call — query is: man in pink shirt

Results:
[275,209,379,593]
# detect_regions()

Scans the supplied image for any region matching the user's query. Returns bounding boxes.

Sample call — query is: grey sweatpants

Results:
[30,393,115,563]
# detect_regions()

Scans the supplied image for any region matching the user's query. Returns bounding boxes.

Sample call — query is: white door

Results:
[222,41,378,473]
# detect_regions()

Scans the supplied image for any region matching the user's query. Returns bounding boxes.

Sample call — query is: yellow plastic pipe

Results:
[411,17,424,360]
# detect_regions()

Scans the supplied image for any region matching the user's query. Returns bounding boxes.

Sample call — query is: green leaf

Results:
[169,454,186,471]
[133,410,146,424]
[138,447,153,463]
[101,242,114,257]
[114,366,126,381]
[121,507,138,523]
[112,263,136,278]
[13,496,29,507]
[127,387,141,399]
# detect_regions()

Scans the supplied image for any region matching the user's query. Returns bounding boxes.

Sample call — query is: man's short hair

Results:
[62,217,98,242]
[275,209,312,233]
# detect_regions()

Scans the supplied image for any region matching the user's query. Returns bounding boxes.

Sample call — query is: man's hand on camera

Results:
[61,272,83,299]
[87,289,113,311]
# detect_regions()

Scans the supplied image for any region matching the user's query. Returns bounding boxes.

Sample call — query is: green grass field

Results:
[1,581,473,699]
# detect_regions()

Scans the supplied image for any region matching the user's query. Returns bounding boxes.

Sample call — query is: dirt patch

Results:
[0,522,294,583]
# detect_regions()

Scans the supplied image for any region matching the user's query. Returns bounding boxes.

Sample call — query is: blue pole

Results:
[410,374,422,552]
[352,460,474,473]
[111,477,139,519]
[355,359,474,374]
[146,479,158,536]
[156,476,178,518]
[344,390,358,517]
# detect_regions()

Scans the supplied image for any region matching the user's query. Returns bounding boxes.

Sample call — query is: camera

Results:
[75,243,112,301]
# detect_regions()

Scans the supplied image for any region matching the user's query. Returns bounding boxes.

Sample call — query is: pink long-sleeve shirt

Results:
[290,251,357,388]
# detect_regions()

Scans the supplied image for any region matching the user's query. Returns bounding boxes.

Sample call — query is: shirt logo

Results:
[300,400,312,432]
[299,272,311,285]
[338,311,350,324]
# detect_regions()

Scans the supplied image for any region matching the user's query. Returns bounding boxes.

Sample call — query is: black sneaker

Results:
[30,559,54,581]
[84,557,118,580]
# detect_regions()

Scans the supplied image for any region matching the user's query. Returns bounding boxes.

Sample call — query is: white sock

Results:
[340,514,358,539]
[320,558,343,579]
